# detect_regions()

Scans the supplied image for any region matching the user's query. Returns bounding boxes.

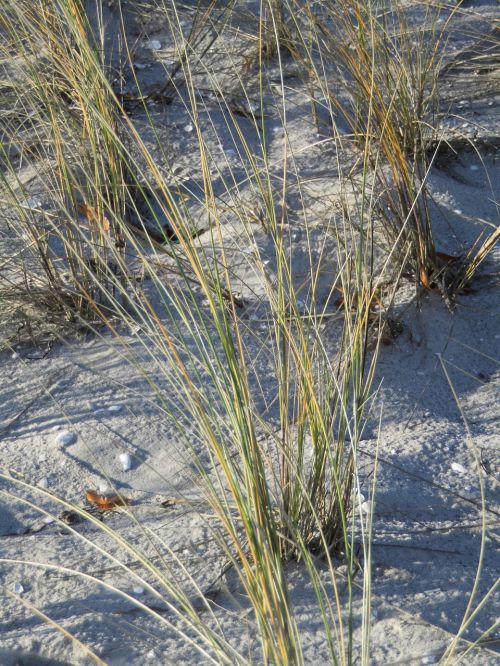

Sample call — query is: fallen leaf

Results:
[436,251,459,264]
[85,489,129,510]
[420,267,430,289]
[78,202,110,234]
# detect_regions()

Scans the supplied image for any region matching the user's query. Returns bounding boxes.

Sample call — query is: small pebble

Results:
[421,656,438,665]
[469,165,479,171]
[183,123,193,132]
[51,424,61,431]
[55,430,77,446]
[146,40,161,50]
[451,462,466,474]
[133,586,145,595]
[133,62,147,70]
[12,582,24,595]
[119,452,132,472]
[37,478,49,489]
[108,404,123,414]
[11,352,19,360]
[453,209,462,215]
[98,483,110,493]
[43,515,55,524]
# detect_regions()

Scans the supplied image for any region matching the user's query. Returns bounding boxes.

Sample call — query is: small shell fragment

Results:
[37,478,49,489]
[133,586,145,595]
[13,582,24,594]
[119,452,132,472]
[183,123,193,132]
[451,462,466,474]
[55,430,77,446]
[108,404,123,414]
[146,39,162,50]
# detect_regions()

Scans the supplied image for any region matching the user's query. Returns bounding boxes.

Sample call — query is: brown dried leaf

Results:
[420,267,430,289]
[78,202,110,234]
[85,489,129,510]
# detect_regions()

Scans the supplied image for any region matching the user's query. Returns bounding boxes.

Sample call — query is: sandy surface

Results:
[0,1,499,664]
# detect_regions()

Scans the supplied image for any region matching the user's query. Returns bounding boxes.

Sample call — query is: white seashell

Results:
[55,430,77,446]
[119,452,132,472]
[51,424,61,431]
[37,478,48,489]
[133,586,145,595]
[43,515,55,524]
[361,500,372,514]
[146,40,162,50]
[451,462,466,474]
[23,197,41,210]
[108,404,123,414]
[13,582,24,594]
[183,123,193,133]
